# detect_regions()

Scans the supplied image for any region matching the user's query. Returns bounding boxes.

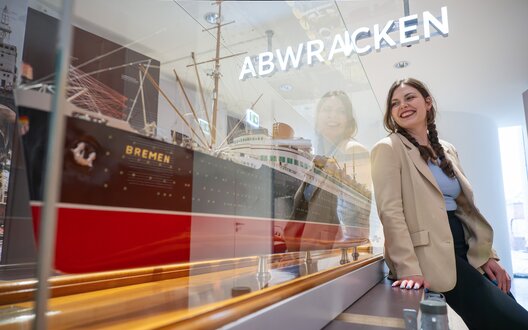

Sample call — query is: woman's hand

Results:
[482,258,511,293]
[392,275,430,290]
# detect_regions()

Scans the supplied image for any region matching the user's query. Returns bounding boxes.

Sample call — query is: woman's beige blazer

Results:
[371,133,498,292]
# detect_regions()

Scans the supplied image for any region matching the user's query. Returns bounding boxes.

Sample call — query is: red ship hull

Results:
[30,203,369,273]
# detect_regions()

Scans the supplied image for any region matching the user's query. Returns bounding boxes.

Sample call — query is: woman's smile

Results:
[399,109,416,119]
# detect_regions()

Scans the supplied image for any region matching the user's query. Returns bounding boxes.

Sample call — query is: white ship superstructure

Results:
[222,130,371,209]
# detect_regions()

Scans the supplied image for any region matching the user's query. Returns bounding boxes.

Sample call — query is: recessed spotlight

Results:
[318,27,332,38]
[279,84,293,92]
[394,61,409,69]
[204,12,222,24]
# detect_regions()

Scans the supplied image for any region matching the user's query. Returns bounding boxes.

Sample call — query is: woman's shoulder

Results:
[370,134,404,167]
[439,139,457,154]
[372,133,403,149]
[342,139,368,153]
[370,134,406,162]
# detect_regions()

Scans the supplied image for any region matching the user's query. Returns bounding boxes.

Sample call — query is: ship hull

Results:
[30,204,369,273]
[17,98,370,273]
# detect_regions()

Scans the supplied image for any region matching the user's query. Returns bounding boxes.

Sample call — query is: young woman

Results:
[371,78,528,329]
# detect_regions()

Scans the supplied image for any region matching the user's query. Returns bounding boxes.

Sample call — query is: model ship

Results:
[14,2,371,273]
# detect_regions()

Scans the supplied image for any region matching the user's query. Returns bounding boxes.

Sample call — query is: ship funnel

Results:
[272,122,294,139]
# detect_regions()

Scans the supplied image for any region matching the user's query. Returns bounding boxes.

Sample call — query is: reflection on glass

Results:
[0,106,15,256]
[284,91,371,252]
[0,0,387,328]
[0,106,15,199]
[11,1,379,275]
[0,0,37,280]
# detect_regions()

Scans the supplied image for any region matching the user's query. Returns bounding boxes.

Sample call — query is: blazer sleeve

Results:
[371,141,423,278]
[444,141,500,261]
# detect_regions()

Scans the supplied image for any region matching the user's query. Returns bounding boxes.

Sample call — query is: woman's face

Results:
[316,96,349,142]
[390,84,431,132]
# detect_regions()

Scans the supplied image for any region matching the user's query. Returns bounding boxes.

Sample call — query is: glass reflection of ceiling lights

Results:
[204,11,222,24]
[394,60,409,69]
[279,84,293,92]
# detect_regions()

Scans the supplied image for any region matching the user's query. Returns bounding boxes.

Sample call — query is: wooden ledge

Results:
[0,247,373,305]
[0,256,257,304]
[0,253,381,329]
[149,254,383,329]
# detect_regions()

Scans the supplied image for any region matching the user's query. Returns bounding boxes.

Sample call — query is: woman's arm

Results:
[371,141,424,285]
[482,259,511,293]
[444,142,510,292]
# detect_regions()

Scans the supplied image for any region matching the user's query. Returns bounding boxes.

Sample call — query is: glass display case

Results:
[0,0,387,328]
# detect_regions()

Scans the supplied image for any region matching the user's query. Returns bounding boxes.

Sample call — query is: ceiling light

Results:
[204,12,222,24]
[318,27,332,38]
[279,84,293,92]
[394,60,409,69]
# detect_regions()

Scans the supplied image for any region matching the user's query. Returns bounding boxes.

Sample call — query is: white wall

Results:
[437,111,512,274]
[523,90,528,174]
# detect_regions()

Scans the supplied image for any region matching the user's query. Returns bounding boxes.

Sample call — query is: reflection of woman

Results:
[371,78,528,329]
[314,90,370,187]
[285,91,371,252]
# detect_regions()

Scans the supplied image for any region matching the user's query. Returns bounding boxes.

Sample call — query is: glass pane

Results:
[7,0,386,327]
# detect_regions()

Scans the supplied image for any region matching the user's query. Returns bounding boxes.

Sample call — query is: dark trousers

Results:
[443,211,528,329]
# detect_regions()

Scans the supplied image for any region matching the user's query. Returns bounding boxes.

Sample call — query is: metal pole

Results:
[33,0,73,329]
[403,0,410,16]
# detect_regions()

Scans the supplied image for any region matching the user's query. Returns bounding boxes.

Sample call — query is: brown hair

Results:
[315,90,357,140]
[384,78,455,178]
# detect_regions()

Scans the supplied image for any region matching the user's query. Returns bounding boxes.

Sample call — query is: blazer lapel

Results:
[396,134,442,196]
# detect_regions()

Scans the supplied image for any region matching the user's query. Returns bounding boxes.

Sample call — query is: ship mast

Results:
[211,0,222,146]
[186,1,246,148]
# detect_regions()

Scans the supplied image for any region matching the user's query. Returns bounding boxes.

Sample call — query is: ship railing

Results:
[312,167,371,201]
[18,82,55,94]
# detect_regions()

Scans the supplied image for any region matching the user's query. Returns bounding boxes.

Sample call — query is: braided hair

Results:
[383,78,455,178]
